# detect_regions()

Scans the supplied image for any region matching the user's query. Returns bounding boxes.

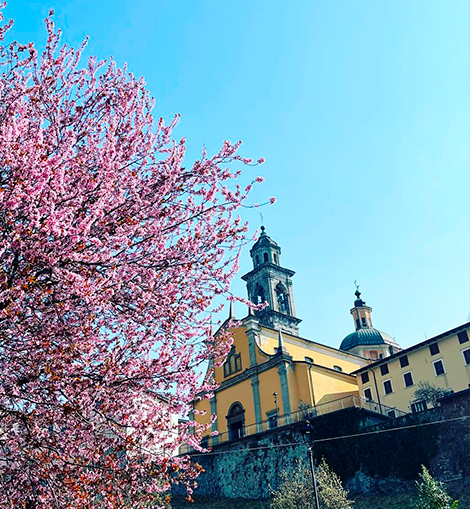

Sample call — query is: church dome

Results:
[340,327,400,352]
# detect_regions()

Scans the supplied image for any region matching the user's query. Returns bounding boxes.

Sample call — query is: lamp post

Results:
[273,392,278,426]
[300,421,320,509]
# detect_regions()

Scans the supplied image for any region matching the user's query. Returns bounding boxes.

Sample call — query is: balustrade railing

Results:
[179,395,406,454]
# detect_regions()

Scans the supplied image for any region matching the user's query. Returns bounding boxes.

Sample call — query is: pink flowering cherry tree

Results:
[0,8,264,508]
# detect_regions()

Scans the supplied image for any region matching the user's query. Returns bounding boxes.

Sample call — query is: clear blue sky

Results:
[7,1,469,349]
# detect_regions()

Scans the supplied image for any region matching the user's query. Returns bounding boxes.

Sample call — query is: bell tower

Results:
[241,227,301,335]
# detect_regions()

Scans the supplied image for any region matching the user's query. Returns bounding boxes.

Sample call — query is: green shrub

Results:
[413,382,448,408]
[270,463,316,509]
[416,466,458,509]
[270,458,353,509]
[316,458,354,509]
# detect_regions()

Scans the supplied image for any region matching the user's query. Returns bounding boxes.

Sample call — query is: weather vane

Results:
[259,212,264,227]
[354,279,360,291]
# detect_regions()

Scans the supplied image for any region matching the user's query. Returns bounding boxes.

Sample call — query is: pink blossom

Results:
[269,196,277,204]
[255,176,264,183]
[0,8,264,508]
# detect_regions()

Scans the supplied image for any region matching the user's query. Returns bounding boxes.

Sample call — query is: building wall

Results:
[213,378,255,436]
[308,365,359,405]
[256,327,366,373]
[194,321,367,437]
[257,366,283,417]
[179,392,470,500]
[357,324,470,413]
[213,326,252,382]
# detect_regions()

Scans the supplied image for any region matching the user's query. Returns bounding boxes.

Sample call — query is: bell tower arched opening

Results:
[275,283,290,314]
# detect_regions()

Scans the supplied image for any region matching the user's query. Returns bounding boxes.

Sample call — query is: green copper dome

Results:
[340,327,400,352]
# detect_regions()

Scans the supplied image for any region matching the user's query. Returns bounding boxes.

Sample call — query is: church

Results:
[192,227,403,446]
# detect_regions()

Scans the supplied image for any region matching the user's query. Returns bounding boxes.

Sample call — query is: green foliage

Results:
[415,466,458,509]
[298,400,312,412]
[298,400,315,420]
[316,458,354,509]
[269,463,316,509]
[413,381,448,408]
[269,459,353,509]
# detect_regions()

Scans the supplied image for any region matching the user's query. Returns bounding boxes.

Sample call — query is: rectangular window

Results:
[429,343,440,356]
[403,371,414,388]
[411,400,428,413]
[399,355,409,368]
[380,364,389,376]
[458,330,469,344]
[363,388,372,400]
[383,379,393,395]
[463,348,470,366]
[361,372,370,384]
[267,410,278,429]
[361,317,367,326]
[387,409,396,418]
[433,359,445,376]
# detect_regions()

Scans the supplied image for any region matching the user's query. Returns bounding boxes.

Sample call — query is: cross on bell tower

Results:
[241,227,301,335]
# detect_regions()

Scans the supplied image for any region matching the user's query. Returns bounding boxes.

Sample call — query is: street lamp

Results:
[300,421,320,509]
[273,392,278,426]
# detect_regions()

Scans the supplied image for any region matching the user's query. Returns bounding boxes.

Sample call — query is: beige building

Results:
[354,322,470,416]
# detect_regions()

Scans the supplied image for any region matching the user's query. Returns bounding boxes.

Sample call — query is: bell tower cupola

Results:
[242,227,301,335]
[340,285,402,359]
[350,287,373,330]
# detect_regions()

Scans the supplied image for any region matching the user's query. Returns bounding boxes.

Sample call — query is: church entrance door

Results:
[227,403,245,441]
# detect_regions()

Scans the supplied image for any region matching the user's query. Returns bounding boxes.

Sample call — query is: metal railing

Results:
[179,395,406,454]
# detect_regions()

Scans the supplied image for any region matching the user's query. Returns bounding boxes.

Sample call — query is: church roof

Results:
[340,327,400,352]
[250,226,280,253]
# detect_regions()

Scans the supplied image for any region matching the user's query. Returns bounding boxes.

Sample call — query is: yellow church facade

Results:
[193,227,380,445]
[194,317,368,443]
[191,227,470,446]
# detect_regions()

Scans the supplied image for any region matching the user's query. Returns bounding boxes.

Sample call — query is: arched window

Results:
[255,255,260,266]
[263,252,269,263]
[274,253,278,264]
[223,346,242,377]
[275,283,290,314]
[254,284,266,305]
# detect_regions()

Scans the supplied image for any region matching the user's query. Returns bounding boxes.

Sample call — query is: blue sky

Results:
[7,1,469,349]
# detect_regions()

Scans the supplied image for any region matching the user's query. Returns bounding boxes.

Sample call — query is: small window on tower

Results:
[255,255,260,266]
[274,253,278,264]
[361,317,367,326]
[263,252,269,263]
[356,318,360,329]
